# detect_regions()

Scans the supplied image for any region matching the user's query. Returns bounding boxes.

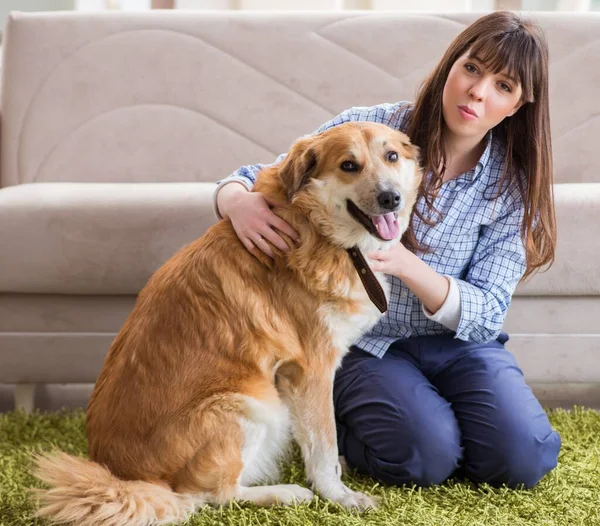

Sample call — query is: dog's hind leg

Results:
[170,411,245,505]
[172,394,313,508]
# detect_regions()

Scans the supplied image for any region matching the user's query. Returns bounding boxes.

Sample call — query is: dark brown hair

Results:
[402,11,555,281]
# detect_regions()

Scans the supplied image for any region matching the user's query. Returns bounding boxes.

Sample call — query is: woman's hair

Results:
[402,10,556,281]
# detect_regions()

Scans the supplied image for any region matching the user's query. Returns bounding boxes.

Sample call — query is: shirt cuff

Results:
[422,276,461,332]
[212,178,253,220]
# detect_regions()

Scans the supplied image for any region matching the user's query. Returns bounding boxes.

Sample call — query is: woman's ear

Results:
[279,136,318,200]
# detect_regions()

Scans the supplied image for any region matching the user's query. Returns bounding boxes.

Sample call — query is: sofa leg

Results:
[15,383,36,413]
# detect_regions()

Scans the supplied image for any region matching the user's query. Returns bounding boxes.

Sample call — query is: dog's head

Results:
[279,122,422,250]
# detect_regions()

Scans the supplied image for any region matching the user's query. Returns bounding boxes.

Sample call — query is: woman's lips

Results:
[458,105,478,120]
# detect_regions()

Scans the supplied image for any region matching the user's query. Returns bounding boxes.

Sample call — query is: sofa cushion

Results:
[515,183,600,296]
[0,182,597,297]
[0,182,218,294]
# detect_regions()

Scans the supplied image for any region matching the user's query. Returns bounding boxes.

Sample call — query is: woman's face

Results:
[442,51,524,141]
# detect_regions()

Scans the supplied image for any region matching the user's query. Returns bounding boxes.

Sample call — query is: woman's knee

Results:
[334,349,464,487]
[341,413,463,487]
[466,426,561,489]
[373,433,463,487]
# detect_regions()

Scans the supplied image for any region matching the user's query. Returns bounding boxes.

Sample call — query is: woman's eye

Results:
[340,160,359,172]
[465,63,478,74]
[386,151,399,163]
[498,82,512,92]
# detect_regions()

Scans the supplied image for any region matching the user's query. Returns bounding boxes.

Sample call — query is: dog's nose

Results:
[377,190,401,211]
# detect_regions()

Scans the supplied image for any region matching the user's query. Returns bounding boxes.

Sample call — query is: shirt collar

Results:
[469,128,493,182]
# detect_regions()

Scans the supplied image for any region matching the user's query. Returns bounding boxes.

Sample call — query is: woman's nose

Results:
[469,77,491,101]
[468,83,484,101]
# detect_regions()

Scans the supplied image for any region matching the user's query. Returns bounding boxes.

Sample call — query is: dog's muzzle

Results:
[346,195,402,241]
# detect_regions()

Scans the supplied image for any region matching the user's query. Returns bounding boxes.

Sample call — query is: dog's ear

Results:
[279,136,318,200]
[398,135,421,165]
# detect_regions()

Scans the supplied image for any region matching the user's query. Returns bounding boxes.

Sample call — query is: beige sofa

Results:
[1,10,599,412]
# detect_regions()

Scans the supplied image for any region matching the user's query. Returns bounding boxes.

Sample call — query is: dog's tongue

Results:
[372,213,399,240]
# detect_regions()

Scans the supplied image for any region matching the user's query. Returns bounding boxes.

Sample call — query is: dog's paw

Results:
[274,484,315,505]
[319,484,379,512]
[336,488,379,511]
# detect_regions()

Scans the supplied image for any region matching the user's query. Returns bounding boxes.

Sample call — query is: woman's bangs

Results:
[470,34,537,102]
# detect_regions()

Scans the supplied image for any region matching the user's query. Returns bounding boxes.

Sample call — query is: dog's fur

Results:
[32,122,422,526]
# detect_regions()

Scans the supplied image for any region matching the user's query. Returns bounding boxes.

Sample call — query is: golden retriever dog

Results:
[32,121,422,526]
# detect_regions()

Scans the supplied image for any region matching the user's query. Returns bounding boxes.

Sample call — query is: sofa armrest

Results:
[0,182,219,294]
[516,183,600,296]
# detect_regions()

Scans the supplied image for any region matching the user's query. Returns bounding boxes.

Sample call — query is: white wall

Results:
[238,0,344,8]
[176,0,232,8]
[176,0,482,8]
[371,0,471,10]
[73,0,600,9]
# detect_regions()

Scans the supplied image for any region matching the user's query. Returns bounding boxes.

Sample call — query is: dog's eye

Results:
[340,161,359,172]
[387,151,399,163]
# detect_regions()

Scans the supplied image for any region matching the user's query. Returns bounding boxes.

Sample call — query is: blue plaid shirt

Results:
[218,102,527,358]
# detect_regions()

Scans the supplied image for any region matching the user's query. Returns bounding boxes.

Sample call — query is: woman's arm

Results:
[369,204,526,342]
[369,245,450,314]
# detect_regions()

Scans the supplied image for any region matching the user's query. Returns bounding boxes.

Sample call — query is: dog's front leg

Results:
[288,369,378,511]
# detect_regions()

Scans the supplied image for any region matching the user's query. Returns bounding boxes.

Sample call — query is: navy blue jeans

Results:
[333,333,561,489]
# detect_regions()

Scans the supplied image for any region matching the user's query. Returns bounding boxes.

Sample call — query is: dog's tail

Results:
[31,451,204,526]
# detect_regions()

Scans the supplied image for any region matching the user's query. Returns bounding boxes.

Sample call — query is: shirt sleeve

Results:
[212,162,284,219]
[422,276,461,331]
[453,200,527,343]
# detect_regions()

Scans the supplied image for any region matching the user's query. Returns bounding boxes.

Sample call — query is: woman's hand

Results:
[368,242,412,278]
[369,242,450,315]
[217,183,299,258]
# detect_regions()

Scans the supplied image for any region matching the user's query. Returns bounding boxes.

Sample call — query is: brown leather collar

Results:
[346,246,388,313]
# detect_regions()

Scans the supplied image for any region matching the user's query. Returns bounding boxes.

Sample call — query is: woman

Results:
[213,11,561,489]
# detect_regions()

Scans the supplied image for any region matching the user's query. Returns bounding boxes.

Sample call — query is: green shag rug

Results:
[1,407,599,526]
